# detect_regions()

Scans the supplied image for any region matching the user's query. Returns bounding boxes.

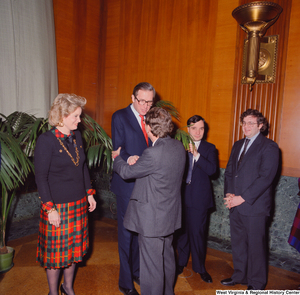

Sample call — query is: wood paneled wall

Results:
[53,0,101,119]
[279,0,300,176]
[53,0,300,177]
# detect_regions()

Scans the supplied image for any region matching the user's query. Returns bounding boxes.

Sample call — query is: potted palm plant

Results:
[0,112,48,272]
[0,111,113,272]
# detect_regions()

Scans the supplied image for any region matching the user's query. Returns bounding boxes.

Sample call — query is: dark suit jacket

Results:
[113,136,186,237]
[224,133,279,216]
[184,140,217,210]
[111,104,151,198]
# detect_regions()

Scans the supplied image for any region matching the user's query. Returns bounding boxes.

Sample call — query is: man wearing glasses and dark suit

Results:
[111,82,155,295]
[222,109,279,290]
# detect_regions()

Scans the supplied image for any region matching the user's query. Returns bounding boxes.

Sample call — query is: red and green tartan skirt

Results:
[37,196,89,269]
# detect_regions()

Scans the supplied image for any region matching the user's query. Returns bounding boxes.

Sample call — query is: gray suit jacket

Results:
[113,136,186,237]
[224,133,279,216]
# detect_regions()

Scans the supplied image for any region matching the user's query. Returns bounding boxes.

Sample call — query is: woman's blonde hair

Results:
[48,93,87,126]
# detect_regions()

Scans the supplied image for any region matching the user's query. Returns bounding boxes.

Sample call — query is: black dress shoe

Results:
[176,265,184,275]
[247,286,254,290]
[200,271,212,283]
[133,275,140,285]
[221,278,236,286]
[119,285,139,295]
[60,284,69,295]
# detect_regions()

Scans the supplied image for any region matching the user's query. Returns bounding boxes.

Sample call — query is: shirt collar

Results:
[130,103,142,119]
[246,131,260,143]
[51,127,74,141]
[152,138,158,146]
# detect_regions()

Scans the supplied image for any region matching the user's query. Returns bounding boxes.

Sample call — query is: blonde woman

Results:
[34,94,96,295]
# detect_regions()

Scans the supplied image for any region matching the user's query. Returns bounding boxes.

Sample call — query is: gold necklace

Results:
[57,137,80,166]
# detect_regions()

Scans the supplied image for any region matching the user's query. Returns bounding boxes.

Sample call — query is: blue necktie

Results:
[186,152,194,184]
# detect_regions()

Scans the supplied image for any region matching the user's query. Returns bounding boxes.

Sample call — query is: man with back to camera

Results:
[111,82,155,295]
[222,109,279,290]
[176,115,218,283]
[113,107,186,295]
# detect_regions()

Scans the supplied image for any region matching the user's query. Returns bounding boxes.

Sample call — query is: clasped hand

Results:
[112,147,139,165]
[224,193,245,209]
[188,143,198,157]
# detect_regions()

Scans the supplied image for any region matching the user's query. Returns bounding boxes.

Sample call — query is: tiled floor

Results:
[0,217,299,295]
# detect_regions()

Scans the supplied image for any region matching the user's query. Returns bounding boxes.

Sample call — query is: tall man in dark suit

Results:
[176,115,217,283]
[113,107,186,295]
[221,109,279,290]
[111,82,155,295]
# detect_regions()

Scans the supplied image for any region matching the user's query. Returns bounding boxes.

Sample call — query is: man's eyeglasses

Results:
[241,121,258,127]
[135,96,153,106]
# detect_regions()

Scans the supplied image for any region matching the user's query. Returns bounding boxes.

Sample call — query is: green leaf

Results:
[80,114,113,172]
[174,128,194,150]
[154,100,180,121]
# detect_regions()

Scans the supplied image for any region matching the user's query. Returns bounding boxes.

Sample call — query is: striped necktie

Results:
[186,152,194,184]
[237,138,250,169]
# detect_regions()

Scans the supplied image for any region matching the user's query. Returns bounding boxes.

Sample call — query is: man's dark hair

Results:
[187,115,208,140]
[187,115,205,126]
[132,82,156,98]
[240,109,268,132]
[145,107,173,138]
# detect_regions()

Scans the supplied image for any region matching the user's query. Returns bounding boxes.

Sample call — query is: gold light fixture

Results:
[232,1,282,91]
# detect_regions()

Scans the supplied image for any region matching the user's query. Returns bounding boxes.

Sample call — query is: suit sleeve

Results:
[194,144,217,176]
[241,141,279,205]
[113,148,155,180]
[111,112,131,162]
[224,143,238,195]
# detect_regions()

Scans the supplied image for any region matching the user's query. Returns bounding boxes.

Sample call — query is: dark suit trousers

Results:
[177,206,208,273]
[230,209,268,290]
[138,234,175,295]
[116,194,139,289]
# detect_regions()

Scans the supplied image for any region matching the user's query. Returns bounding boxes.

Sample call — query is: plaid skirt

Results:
[36,196,89,269]
[288,202,300,253]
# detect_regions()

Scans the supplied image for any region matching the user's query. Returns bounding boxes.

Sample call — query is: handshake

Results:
[112,147,139,165]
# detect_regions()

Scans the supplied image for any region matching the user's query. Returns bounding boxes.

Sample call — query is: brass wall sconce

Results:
[232,1,283,91]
